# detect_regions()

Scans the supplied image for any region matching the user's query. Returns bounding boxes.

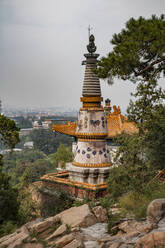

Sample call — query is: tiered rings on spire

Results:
[81,35,103,109]
[82,55,101,97]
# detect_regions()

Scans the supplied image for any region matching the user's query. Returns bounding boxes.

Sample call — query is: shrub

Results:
[98,194,115,210]
[118,182,165,220]
[119,192,150,219]
[0,221,17,237]
[107,211,122,235]
[39,187,73,218]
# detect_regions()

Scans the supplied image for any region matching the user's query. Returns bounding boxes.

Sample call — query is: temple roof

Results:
[52,105,138,138]
[106,105,138,138]
[52,121,77,137]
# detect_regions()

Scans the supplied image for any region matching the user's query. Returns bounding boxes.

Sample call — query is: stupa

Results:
[66,34,111,184]
[41,35,137,199]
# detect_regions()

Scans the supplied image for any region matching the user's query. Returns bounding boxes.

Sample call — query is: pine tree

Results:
[96,15,165,82]
[0,115,20,234]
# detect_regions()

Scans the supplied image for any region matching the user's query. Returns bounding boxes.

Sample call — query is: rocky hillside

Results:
[1,199,165,248]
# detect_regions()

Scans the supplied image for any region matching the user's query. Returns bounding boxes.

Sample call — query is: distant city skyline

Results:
[1,0,165,113]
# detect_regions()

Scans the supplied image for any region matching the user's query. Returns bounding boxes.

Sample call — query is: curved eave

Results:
[52,122,77,137]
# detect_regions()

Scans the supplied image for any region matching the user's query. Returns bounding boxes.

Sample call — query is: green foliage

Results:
[3,150,47,185]
[119,182,165,220]
[107,77,165,203]
[0,115,20,236]
[0,115,20,149]
[144,107,165,170]
[126,79,165,171]
[107,81,165,217]
[127,80,165,126]
[98,194,115,211]
[66,224,71,234]
[15,135,31,149]
[48,144,73,168]
[29,129,73,155]
[96,15,165,82]
[107,132,155,200]
[0,171,19,223]
[4,149,45,166]
[0,221,17,238]
[39,187,73,218]
[17,186,39,225]
[107,212,122,235]
[72,199,85,207]
[96,14,165,225]
[20,159,54,185]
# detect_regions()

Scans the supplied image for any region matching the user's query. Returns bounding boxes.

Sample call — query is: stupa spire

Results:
[81,34,102,107]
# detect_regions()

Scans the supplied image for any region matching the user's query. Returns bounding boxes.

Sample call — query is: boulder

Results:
[92,206,108,222]
[118,220,153,234]
[23,243,44,248]
[46,224,67,241]
[0,229,29,248]
[118,220,135,233]
[57,204,97,228]
[54,233,75,247]
[135,231,165,248]
[108,243,122,248]
[147,198,165,224]
[28,215,61,239]
[29,215,60,234]
[63,239,84,248]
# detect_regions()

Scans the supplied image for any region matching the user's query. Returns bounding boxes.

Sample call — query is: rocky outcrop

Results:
[56,204,97,228]
[135,231,165,248]
[2,199,165,248]
[0,204,96,248]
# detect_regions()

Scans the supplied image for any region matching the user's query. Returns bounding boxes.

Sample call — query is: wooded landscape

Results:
[1,15,165,241]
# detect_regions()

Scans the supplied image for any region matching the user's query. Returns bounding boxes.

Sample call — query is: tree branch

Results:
[135,56,165,76]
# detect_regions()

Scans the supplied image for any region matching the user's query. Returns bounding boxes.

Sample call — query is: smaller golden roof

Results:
[106,105,138,138]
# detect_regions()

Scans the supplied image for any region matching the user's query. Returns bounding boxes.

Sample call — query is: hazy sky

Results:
[1,0,165,112]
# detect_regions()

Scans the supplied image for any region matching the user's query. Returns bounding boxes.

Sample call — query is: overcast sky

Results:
[0,0,165,112]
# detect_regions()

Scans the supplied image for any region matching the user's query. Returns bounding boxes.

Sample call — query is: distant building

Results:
[33,120,42,129]
[42,120,52,129]
[1,148,22,154]
[24,141,34,149]
[32,120,52,129]
[19,128,33,136]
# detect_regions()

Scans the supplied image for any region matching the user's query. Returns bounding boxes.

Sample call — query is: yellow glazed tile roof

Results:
[52,106,138,138]
[106,105,138,138]
[52,121,77,136]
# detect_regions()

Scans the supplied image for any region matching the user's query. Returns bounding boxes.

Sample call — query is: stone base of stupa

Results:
[66,163,110,184]
[40,170,108,200]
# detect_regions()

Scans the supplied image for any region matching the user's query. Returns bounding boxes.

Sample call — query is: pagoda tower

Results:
[66,34,112,184]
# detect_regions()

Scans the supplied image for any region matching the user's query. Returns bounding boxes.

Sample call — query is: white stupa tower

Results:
[66,34,112,184]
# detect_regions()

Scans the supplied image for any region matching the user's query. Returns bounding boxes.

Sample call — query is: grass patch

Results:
[118,182,165,220]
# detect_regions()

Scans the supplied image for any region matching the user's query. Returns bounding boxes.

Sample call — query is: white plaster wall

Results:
[72,142,77,156]
[66,163,110,184]
[76,110,107,134]
[74,141,110,164]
